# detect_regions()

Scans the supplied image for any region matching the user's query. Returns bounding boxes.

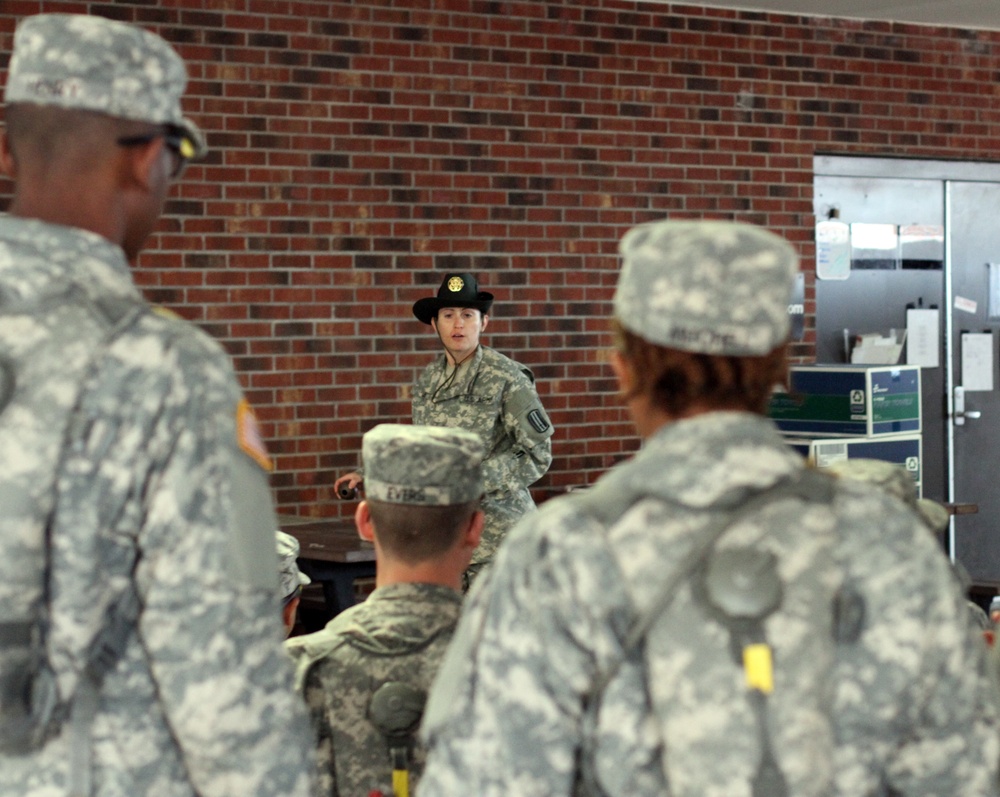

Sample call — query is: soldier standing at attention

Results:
[0,14,314,796]
[336,273,553,586]
[419,221,1000,797]
[289,423,485,797]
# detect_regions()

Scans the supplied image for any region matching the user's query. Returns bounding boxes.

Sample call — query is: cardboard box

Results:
[784,433,922,497]
[769,364,921,437]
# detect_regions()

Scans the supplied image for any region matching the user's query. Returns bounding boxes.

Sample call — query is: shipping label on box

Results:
[784,433,922,498]
[769,365,921,437]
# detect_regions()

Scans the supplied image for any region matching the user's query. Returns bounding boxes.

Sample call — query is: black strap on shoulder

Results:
[46,299,148,797]
[0,357,14,414]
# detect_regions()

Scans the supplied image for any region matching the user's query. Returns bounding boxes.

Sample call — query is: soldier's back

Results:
[288,582,461,797]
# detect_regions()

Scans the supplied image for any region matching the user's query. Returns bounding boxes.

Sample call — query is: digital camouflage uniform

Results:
[420,413,1000,797]
[823,457,951,535]
[419,221,1000,797]
[412,344,553,565]
[287,583,462,797]
[0,14,313,797]
[0,215,316,797]
[288,424,484,797]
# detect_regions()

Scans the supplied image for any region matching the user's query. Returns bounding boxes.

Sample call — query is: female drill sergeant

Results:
[335,273,553,584]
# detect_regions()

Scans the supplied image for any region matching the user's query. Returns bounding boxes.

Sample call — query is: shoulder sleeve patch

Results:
[237,398,273,472]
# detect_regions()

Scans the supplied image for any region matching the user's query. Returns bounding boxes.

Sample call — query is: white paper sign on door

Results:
[816,220,850,280]
[906,308,939,368]
[961,332,994,392]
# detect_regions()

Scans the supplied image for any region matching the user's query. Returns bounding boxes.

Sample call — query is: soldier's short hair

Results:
[367,499,480,564]
[613,319,788,416]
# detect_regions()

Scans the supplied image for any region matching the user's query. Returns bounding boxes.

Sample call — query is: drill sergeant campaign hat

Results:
[362,424,485,506]
[275,530,311,603]
[614,220,799,356]
[413,273,494,325]
[4,13,206,160]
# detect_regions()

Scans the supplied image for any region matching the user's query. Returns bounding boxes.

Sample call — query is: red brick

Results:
[1,1,993,513]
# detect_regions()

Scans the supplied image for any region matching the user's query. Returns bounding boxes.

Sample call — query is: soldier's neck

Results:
[9,182,125,254]
[374,555,464,593]
[443,347,478,369]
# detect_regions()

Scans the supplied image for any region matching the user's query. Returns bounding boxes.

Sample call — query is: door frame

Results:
[815,155,1000,567]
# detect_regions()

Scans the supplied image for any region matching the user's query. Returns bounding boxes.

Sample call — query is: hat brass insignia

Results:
[447,276,464,292]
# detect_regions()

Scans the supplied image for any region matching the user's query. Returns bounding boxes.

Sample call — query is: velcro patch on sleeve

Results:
[237,398,273,472]
[507,386,553,440]
[527,408,550,434]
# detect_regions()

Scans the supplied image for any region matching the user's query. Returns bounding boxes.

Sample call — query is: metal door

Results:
[814,157,1000,587]
[813,174,945,503]
[947,181,1000,586]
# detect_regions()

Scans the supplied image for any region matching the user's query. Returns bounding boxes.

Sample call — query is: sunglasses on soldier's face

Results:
[116,126,196,179]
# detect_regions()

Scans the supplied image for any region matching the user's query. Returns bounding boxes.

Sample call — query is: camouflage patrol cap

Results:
[275,530,310,602]
[614,220,798,355]
[5,14,206,157]
[823,459,951,534]
[824,458,918,507]
[823,458,949,532]
[362,423,484,506]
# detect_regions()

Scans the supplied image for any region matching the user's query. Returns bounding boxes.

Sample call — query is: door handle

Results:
[954,386,982,426]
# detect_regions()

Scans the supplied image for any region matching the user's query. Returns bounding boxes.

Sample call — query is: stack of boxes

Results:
[769,364,923,497]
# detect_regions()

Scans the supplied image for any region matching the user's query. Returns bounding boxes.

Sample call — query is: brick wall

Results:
[2,0,999,517]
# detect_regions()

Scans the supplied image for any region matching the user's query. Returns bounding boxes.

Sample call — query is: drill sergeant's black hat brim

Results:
[413,273,494,325]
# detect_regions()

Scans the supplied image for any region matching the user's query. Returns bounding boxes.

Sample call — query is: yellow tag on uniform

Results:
[392,768,410,797]
[743,643,774,694]
[237,398,273,472]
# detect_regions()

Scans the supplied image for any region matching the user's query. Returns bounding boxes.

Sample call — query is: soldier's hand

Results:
[335,472,362,500]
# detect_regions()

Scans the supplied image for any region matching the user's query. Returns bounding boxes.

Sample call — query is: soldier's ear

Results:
[480,313,489,331]
[610,349,637,398]
[120,136,165,193]
[464,509,484,550]
[355,501,376,543]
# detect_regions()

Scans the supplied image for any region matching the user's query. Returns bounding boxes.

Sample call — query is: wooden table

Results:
[279,517,376,620]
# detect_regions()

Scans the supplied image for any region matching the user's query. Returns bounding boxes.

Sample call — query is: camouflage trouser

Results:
[462,562,490,594]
